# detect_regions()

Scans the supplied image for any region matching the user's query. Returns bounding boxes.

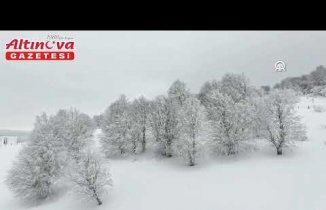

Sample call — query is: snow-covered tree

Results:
[261,85,271,94]
[206,89,255,155]
[37,109,94,165]
[70,150,112,205]
[51,109,94,160]
[200,74,255,156]
[198,80,220,107]
[219,73,251,103]
[6,113,61,201]
[150,79,190,157]
[310,65,326,87]
[101,95,133,157]
[309,85,326,97]
[162,98,181,157]
[130,96,150,153]
[257,89,307,155]
[65,110,94,158]
[168,79,190,106]
[93,114,104,128]
[199,73,253,109]
[150,96,181,157]
[7,108,96,201]
[7,147,50,201]
[149,96,168,155]
[174,97,207,166]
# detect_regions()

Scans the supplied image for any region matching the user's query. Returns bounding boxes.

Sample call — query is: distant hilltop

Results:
[0,129,31,137]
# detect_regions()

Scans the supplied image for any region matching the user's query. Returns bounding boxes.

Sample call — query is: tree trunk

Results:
[132,140,137,154]
[226,142,236,155]
[277,147,282,155]
[189,139,195,166]
[96,196,102,205]
[141,127,146,153]
[165,139,172,157]
[189,155,195,166]
[92,188,102,205]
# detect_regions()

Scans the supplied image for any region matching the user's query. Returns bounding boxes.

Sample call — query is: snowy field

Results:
[1,97,326,210]
[0,136,18,145]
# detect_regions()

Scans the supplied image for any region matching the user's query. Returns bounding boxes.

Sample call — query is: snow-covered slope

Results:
[1,97,326,210]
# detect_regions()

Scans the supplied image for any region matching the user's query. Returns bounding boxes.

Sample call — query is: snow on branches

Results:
[257,89,307,155]
[69,150,112,205]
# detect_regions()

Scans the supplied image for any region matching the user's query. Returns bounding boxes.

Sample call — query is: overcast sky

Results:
[1,31,325,130]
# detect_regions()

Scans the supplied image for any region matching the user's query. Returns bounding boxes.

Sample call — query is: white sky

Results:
[1,31,325,130]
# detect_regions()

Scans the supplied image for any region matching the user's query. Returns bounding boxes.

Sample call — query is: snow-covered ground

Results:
[1,97,326,210]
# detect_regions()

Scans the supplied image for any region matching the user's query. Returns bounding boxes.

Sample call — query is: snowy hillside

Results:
[1,97,326,210]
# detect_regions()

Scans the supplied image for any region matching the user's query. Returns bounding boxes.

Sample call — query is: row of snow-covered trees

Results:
[6,109,112,205]
[99,80,207,166]
[99,73,307,166]
[274,65,326,95]
[6,73,307,205]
